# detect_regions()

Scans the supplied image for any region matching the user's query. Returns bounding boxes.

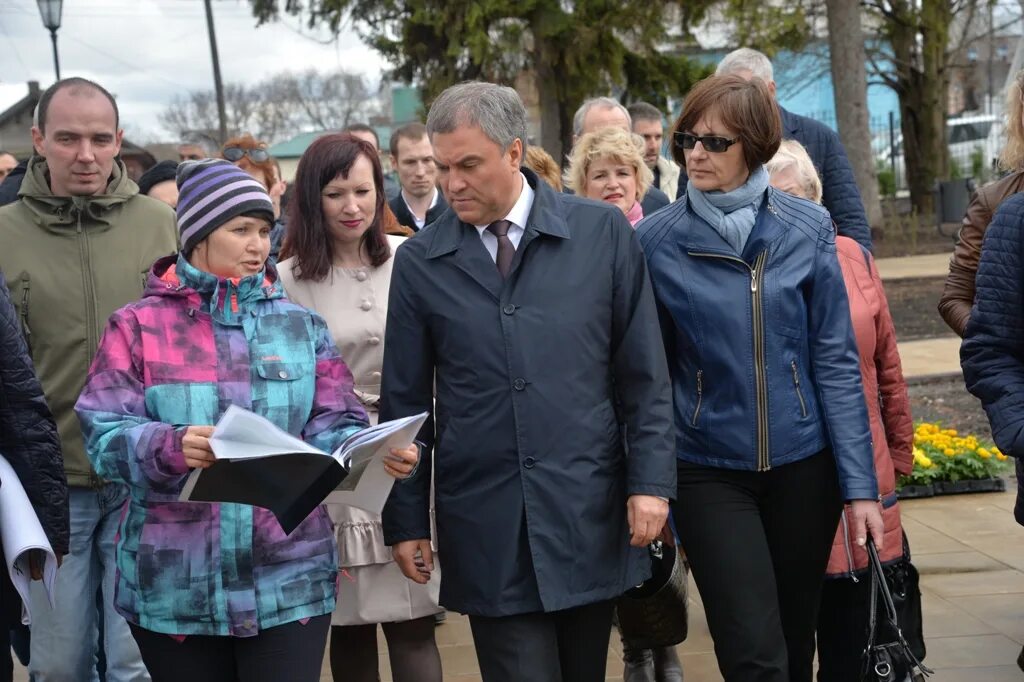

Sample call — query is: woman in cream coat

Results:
[278,133,443,682]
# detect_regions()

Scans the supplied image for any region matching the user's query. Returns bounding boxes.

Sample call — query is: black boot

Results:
[623,645,656,682]
[654,646,683,682]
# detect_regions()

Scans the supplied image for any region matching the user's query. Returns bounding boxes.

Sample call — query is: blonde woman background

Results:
[565,126,653,226]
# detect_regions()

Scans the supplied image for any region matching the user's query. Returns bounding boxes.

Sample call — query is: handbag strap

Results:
[868,540,900,628]
[865,543,881,649]
[866,539,934,677]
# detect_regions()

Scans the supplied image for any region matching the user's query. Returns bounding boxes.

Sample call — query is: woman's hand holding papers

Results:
[183,425,217,469]
[384,443,419,479]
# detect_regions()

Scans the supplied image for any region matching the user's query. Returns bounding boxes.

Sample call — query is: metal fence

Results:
[803,110,1004,194]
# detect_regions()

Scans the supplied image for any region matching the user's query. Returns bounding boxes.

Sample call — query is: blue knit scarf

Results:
[686,165,769,254]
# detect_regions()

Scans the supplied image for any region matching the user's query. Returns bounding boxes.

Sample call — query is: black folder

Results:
[185,454,347,534]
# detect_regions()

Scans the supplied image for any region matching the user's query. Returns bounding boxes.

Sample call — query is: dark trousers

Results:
[673,451,843,682]
[469,600,615,682]
[816,576,874,682]
[129,614,330,682]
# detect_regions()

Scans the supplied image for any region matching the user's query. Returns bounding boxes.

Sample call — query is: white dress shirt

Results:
[474,173,534,263]
[401,187,439,231]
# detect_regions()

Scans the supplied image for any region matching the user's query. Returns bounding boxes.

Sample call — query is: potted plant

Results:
[897,423,1010,498]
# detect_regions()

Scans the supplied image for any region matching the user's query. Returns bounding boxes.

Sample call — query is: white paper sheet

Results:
[0,454,57,624]
[326,412,429,515]
[208,405,323,460]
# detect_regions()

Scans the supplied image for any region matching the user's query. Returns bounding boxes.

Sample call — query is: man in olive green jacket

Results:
[0,77,177,681]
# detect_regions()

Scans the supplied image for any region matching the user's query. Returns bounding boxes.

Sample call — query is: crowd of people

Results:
[0,42,1020,682]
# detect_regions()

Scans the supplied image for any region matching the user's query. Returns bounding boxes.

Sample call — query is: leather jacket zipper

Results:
[688,249,771,470]
[840,511,859,582]
[692,369,703,426]
[791,360,808,418]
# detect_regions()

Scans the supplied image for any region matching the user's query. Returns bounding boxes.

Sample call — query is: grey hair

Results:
[426,81,528,157]
[716,48,774,82]
[573,97,632,137]
[179,131,219,156]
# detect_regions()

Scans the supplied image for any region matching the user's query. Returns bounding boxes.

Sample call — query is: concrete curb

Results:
[905,370,963,386]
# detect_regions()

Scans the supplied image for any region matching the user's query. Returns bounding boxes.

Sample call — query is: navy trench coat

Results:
[380,168,675,617]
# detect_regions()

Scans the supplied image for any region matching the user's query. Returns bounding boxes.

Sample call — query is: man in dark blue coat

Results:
[380,81,675,682]
[676,48,873,251]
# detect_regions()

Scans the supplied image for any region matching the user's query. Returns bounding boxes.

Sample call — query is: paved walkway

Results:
[345,489,1024,681]
[875,252,952,281]
[878,249,964,380]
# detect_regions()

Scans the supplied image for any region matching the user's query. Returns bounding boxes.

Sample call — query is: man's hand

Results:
[183,425,216,469]
[849,499,885,550]
[626,495,669,547]
[393,539,433,584]
[384,444,419,479]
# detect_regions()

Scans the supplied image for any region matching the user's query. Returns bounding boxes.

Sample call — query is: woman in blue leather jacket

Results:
[636,74,884,682]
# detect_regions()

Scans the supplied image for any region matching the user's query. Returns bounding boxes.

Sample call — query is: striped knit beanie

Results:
[175,159,275,255]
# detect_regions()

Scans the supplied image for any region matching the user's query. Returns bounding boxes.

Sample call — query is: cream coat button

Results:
[368,337,381,345]
[371,371,382,379]
[360,300,373,311]
[356,271,368,281]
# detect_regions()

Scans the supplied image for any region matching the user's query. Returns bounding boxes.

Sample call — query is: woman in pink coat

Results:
[768,140,914,681]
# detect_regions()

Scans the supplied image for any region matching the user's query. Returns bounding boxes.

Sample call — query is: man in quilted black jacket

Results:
[0,270,67,682]
[676,48,873,251]
[961,191,1024,671]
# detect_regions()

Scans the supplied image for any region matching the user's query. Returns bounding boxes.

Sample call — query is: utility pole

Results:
[988,0,995,114]
[204,0,228,144]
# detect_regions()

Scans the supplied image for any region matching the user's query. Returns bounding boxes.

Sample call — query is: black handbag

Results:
[861,539,933,681]
[616,541,688,650]
[885,535,926,663]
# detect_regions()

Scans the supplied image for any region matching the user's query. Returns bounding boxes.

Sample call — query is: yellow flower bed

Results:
[900,422,1010,488]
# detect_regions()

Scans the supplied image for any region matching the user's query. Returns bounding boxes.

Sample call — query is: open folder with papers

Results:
[179,405,428,534]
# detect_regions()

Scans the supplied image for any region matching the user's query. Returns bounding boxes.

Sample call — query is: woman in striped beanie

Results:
[75,158,421,682]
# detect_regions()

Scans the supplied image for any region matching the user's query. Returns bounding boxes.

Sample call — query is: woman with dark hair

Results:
[278,133,443,682]
[636,75,884,681]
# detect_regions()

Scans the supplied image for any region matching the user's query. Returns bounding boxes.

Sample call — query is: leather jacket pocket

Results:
[791,360,808,419]
[691,369,704,427]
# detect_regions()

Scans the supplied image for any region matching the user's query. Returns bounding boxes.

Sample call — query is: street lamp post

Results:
[36,0,63,81]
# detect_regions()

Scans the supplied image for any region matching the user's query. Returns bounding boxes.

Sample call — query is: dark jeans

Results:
[816,576,875,682]
[673,451,843,682]
[469,600,614,682]
[130,615,330,682]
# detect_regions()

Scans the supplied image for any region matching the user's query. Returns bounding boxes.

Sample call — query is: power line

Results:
[62,34,193,90]
[0,17,30,80]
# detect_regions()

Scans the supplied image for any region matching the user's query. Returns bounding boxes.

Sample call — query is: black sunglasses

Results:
[675,132,738,153]
[222,146,270,163]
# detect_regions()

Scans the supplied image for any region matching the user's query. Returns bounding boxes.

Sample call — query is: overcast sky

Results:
[0,0,390,142]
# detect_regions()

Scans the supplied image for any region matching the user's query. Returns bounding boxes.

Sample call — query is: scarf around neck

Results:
[686,165,769,254]
[625,200,644,227]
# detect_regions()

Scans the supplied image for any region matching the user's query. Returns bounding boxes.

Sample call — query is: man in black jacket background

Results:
[388,122,448,232]
[0,270,68,682]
